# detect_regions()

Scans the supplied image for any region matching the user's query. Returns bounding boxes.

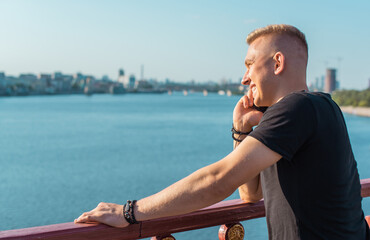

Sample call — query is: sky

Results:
[0,0,369,89]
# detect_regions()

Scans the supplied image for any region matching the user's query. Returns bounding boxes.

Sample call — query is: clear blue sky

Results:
[1,0,369,89]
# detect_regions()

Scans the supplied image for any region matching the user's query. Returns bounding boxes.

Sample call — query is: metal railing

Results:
[1,178,370,240]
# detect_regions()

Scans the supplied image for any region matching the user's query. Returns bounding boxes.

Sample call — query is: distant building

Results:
[52,72,73,93]
[324,68,337,93]
[314,77,320,91]
[19,74,37,91]
[137,79,153,89]
[119,69,125,76]
[368,78,370,90]
[39,74,52,85]
[0,72,5,94]
[84,76,95,95]
[140,65,144,81]
[312,76,324,92]
[101,75,111,82]
[0,72,5,84]
[129,74,136,89]
[117,68,129,88]
[39,74,54,94]
[72,73,86,90]
[321,75,325,90]
[19,73,37,80]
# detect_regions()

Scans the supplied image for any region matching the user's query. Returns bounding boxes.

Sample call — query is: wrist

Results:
[123,200,140,224]
[231,125,253,143]
[232,124,253,134]
[232,122,253,133]
[232,133,247,142]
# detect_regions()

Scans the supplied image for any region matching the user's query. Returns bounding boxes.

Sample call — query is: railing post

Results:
[218,222,245,240]
[151,235,176,240]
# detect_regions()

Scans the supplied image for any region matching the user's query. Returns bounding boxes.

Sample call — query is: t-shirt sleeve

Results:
[249,93,317,161]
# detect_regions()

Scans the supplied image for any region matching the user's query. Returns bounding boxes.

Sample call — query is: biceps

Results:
[218,136,281,190]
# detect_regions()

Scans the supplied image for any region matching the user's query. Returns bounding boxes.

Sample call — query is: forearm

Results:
[238,175,262,202]
[135,161,237,221]
[75,136,280,227]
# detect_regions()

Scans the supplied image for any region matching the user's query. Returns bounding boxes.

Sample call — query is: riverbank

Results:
[341,106,370,117]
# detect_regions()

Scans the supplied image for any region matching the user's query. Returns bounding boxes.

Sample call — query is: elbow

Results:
[240,195,262,203]
[239,191,262,203]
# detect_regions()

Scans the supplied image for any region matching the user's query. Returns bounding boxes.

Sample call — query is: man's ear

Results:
[273,52,285,75]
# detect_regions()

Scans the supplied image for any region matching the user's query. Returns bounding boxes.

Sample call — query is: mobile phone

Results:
[252,105,268,113]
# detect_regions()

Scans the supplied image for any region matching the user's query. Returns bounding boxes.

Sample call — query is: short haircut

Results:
[247,24,308,52]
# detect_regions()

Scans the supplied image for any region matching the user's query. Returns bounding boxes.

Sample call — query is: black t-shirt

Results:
[249,91,369,240]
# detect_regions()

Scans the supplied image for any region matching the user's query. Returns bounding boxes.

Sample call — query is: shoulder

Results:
[263,91,316,120]
[250,91,320,161]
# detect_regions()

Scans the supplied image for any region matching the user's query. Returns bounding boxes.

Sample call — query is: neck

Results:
[271,81,308,105]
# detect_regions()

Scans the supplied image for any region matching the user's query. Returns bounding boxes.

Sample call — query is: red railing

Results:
[1,178,370,240]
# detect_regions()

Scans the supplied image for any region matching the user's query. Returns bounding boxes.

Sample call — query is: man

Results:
[75,24,369,239]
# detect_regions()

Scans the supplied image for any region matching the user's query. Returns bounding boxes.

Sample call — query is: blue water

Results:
[0,93,369,239]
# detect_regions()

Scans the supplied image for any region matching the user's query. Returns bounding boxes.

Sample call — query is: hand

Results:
[233,89,263,132]
[74,202,129,228]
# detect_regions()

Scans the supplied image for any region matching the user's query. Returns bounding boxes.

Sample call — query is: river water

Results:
[1,93,369,239]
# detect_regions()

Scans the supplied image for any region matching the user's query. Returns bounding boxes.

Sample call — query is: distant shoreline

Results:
[340,106,370,118]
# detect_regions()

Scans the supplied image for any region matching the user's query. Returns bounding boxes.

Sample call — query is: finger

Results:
[75,214,93,223]
[75,211,93,222]
[77,211,91,218]
[75,212,101,224]
[247,88,254,107]
[240,95,248,108]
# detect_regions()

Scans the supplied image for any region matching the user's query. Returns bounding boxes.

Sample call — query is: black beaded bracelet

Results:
[232,133,243,142]
[231,125,253,142]
[123,200,139,224]
[231,125,253,135]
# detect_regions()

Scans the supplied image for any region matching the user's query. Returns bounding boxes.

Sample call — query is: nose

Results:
[241,70,251,85]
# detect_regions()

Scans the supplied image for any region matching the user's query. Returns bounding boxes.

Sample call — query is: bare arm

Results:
[134,136,280,221]
[233,92,263,203]
[75,136,281,226]
[75,92,269,227]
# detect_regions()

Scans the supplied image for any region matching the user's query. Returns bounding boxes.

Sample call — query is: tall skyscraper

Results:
[315,77,320,91]
[321,75,325,90]
[324,68,337,93]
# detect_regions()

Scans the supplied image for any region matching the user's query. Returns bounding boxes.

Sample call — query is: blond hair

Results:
[247,24,308,51]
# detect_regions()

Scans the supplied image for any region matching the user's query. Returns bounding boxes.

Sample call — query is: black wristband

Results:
[231,125,253,142]
[232,133,243,142]
[123,200,139,224]
[231,125,253,135]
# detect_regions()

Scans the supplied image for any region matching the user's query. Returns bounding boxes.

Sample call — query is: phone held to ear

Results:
[252,105,268,113]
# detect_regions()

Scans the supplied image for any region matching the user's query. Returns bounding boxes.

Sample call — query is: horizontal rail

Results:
[1,178,370,240]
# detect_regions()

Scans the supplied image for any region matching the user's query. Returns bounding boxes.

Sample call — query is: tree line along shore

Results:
[332,89,370,117]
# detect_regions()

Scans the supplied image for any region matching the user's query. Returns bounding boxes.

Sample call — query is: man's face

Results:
[241,38,275,106]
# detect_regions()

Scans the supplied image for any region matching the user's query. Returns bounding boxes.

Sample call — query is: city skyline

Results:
[1,0,370,89]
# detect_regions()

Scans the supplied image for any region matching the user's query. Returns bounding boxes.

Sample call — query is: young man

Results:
[75,24,369,239]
